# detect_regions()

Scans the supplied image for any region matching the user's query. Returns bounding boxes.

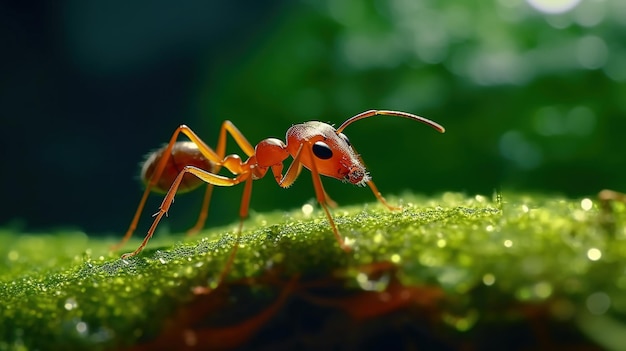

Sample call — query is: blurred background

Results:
[1,0,625,236]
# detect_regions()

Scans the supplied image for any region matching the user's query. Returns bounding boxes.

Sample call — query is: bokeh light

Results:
[525,0,582,14]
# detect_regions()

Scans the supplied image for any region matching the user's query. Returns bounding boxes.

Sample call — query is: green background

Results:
[1,0,625,235]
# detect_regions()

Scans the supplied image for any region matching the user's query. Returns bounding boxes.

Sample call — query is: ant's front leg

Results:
[277,142,350,251]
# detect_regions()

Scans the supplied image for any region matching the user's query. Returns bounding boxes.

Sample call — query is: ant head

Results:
[285,110,444,186]
[286,122,370,186]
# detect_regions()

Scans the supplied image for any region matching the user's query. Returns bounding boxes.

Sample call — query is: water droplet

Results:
[482,273,496,286]
[586,292,611,315]
[580,198,593,211]
[184,266,194,276]
[533,281,553,299]
[431,238,444,249]
[373,232,383,244]
[343,236,356,248]
[390,254,401,263]
[587,248,602,261]
[356,271,391,292]
[64,298,78,311]
[442,310,479,331]
[7,250,19,261]
[76,321,88,336]
[301,203,314,216]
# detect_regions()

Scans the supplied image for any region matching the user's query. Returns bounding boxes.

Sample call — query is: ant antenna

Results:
[336,110,445,134]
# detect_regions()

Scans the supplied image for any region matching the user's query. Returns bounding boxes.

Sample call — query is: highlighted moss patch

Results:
[1,192,625,350]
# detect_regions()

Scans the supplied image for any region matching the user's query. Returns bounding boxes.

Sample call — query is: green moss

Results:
[1,192,626,350]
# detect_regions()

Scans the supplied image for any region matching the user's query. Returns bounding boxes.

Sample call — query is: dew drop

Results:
[64,298,78,311]
[343,236,356,248]
[437,239,447,248]
[586,292,611,315]
[390,254,401,263]
[373,232,384,244]
[587,248,602,261]
[301,203,314,216]
[580,198,593,211]
[76,321,88,336]
[442,310,479,331]
[482,273,496,286]
[7,250,19,261]
[356,271,391,292]
[533,281,553,299]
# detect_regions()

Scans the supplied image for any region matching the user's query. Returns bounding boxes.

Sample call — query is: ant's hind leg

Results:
[121,166,245,258]
[366,180,401,211]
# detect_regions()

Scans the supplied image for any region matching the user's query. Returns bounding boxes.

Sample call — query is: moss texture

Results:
[1,192,626,350]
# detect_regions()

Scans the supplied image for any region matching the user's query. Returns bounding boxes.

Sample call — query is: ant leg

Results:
[182,121,256,236]
[113,125,222,250]
[279,142,350,251]
[122,166,247,258]
[343,144,394,210]
[112,177,158,250]
[302,143,351,252]
[324,191,338,208]
[116,122,256,250]
[180,122,254,236]
[365,180,401,211]
[214,121,255,158]
[213,176,254,289]
[270,162,338,207]
[277,146,303,188]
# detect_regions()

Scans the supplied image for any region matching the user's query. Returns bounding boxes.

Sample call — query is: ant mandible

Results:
[114,110,445,260]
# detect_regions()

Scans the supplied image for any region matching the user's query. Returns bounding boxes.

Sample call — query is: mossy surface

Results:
[1,192,626,350]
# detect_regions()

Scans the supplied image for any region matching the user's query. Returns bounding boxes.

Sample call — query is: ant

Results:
[114,110,445,266]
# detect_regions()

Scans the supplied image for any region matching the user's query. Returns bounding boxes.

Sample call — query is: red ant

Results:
[114,110,445,263]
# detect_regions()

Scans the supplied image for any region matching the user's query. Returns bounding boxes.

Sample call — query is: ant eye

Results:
[338,133,350,146]
[312,141,333,159]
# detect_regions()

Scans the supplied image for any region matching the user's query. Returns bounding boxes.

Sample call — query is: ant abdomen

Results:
[141,141,216,194]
